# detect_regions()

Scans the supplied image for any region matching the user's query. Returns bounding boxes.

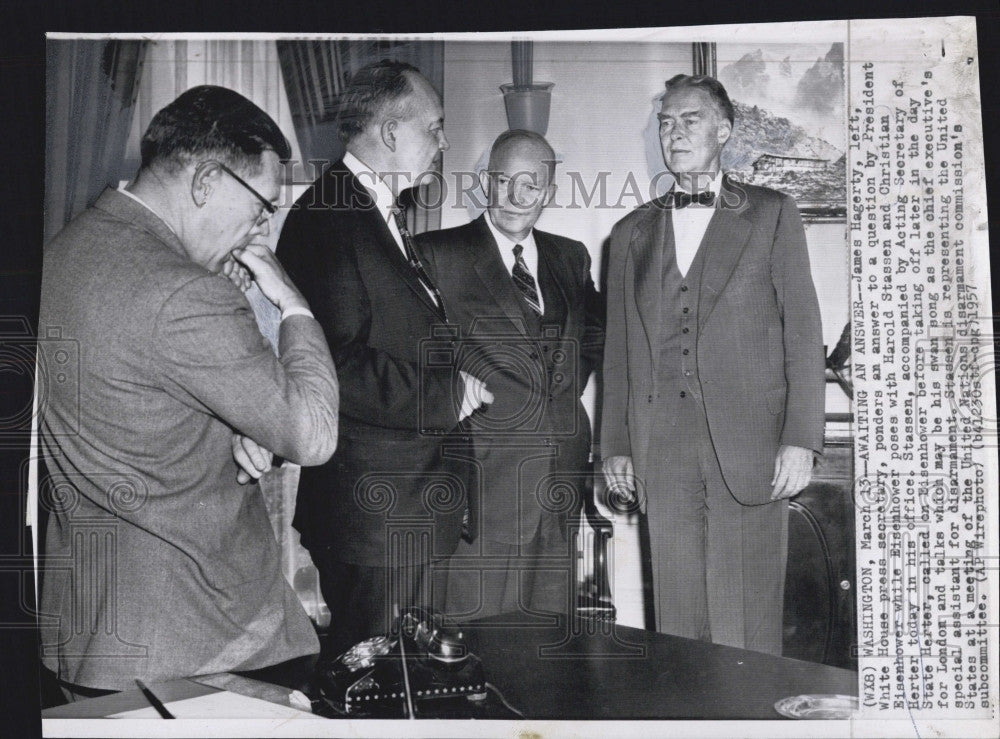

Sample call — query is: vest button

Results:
[680,285,688,292]
[680,391,686,398]
[682,327,689,334]
[682,349,689,355]
[647,394,653,403]
[682,307,689,314]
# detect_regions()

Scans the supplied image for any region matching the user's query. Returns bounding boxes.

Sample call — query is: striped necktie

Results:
[390,204,447,320]
[511,244,542,316]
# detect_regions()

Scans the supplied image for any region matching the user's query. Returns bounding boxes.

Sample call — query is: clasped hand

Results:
[232,434,274,484]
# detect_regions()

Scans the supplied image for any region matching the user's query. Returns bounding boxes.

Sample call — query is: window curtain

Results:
[123,40,302,200]
[276,40,445,234]
[44,39,146,245]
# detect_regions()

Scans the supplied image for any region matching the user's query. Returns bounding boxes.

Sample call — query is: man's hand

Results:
[770,444,814,500]
[232,434,274,484]
[458,370,494,422]
[220,255,253,293]
[601,455,637,509]
[230,243,309,314]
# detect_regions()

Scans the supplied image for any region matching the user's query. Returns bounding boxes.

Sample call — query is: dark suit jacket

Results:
[601,176,825,506]
[277,161,469,565]
[38,189,339,690]
[418,214,605,545]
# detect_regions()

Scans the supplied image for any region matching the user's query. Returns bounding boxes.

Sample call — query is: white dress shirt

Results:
[671,169,724,277]
[485,212,545,314]
[118,185,177,236]
[342,150,406,257]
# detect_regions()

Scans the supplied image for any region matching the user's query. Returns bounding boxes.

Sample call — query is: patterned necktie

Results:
[672,190,717,209]
[390,204,447,320]
[511,244,542,316]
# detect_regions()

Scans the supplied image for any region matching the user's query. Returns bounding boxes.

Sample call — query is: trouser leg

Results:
[434,516,573,620]
[699,419,789,655]
[646,422,710,640]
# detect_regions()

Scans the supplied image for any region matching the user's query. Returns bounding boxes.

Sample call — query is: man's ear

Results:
[380,119,398,152]
[191,161,219,208]
[478,170,492,205]
[716,118,733,147]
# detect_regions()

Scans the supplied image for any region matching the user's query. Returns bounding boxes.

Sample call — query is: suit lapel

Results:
[338,165,444,319]
[630,197,670,372]
[697,175,753,331]
[470,216,534,336]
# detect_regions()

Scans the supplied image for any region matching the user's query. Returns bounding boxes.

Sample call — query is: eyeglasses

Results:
[203,160,277,217]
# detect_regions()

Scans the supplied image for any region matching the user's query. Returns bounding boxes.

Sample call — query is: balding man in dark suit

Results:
[277,61,489,658]
[419,130,604,618]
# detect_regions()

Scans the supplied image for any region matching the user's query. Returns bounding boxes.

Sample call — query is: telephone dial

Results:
[315,608,487,716]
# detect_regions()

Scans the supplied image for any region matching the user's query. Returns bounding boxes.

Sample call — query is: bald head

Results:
[487,129,556,185]
[481,129,558,242]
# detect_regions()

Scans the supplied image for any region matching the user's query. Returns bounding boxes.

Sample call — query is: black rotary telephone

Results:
[315,608,487,717]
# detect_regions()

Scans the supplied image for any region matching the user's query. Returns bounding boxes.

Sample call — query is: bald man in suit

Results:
[419,130,604,618]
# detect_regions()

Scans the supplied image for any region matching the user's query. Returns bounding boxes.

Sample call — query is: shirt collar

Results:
[673,169,724,196]
[343,150,396,220]
[484,211,537,254]
[117,185,178,236]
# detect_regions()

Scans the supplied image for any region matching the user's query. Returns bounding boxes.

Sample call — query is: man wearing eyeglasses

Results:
[417,130,605,618]
[38,85,339,697]
[277,60,489,660]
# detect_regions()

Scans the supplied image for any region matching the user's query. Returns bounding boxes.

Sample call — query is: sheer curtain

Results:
[44,39,146,245]
[123,40,302,199]
[36,38,146,601]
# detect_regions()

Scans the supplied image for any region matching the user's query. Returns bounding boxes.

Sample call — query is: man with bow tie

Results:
[601,74,825,655]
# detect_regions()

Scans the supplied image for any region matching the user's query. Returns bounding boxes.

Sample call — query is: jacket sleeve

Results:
[770,194,826,453]
[278,207,461,432]
[154,274,339,466]
[577,245,606,387]
[599,222,632,460]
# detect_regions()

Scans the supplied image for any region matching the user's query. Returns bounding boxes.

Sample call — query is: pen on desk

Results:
[135,679,175,719]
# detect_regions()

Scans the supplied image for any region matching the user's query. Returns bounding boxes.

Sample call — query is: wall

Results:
[441,41,691,249]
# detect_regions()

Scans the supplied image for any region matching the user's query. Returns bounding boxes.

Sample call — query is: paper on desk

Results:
[109,690,311,719]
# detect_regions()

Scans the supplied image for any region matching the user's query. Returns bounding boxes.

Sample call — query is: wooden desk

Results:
[462,614,858,720]
[43,616,856,721]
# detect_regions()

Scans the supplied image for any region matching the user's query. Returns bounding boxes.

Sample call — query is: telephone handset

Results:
[317,608,487,716]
